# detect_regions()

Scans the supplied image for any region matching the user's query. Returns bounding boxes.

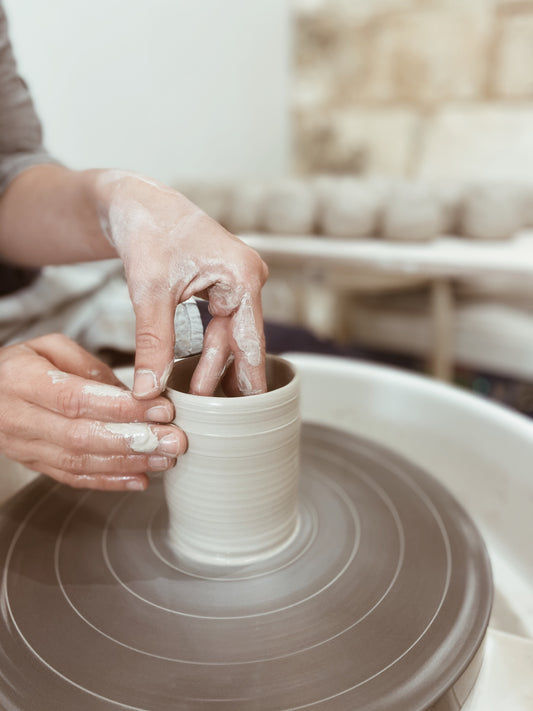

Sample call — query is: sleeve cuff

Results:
[0,149,61,196]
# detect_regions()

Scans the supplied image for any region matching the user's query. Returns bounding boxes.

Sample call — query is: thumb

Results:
[132,297,176,399]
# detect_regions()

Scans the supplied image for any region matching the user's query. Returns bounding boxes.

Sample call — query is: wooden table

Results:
[242,232,533,381]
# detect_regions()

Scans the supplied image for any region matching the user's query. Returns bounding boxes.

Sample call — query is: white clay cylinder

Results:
[261,179,316,234]
[316,176,380,238]
[164,355,300,565]
[460,182,526,241]
[225,182,265,234]
[381,181,441,242]
[429,181,466,234]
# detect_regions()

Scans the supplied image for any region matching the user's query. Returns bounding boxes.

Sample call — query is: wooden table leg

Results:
[430,279,455,381]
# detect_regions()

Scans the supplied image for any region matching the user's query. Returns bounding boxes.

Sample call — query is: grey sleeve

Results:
[0,3,59,196]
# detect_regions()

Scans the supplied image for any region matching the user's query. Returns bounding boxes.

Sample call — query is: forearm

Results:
[0,163,268,397]
[0,164,117,266]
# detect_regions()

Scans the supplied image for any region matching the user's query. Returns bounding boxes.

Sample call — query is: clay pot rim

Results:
[167,354,299,408]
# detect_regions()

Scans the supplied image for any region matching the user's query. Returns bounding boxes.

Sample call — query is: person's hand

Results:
[97,171,268,398]
[0,334,186,490]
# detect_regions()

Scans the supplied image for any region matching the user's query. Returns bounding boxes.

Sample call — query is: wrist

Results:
[91,169,129,251]
[73,168,121,259]
[93,169,202,253]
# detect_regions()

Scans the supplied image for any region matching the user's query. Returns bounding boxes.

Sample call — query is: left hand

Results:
[0,334,184,491]
[97,172,268,399]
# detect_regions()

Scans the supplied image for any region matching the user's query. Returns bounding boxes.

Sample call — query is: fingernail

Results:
[159,433,182,455]
[126,479,146,491]
[149,455,173,471]
[145,405,172,422]
[133,369,158,397]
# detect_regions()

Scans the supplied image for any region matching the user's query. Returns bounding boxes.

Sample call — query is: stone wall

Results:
[292,0,533,182]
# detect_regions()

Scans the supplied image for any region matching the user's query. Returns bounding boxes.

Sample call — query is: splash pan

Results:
[0,424,492,710]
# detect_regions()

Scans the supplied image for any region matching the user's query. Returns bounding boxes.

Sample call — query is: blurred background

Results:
[5,0,533,414]
[9,0,533,185]
[3,0,291,182]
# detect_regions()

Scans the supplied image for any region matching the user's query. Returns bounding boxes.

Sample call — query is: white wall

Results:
[4,0,291,184]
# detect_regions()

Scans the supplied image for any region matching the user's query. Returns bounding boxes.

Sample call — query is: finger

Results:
[189,318,232,396]
[27,333,125,387]
[18,442,175,477]
[228,292,267,395]
[23,459,150,492]
[131,294,176,399]
[6,420,178,486]
[10,402,186,457]
[229,352,266,396]
[220,358,242,397]
[18,360,174,424]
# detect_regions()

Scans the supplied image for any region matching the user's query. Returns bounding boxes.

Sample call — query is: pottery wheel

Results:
[0,424,492,710]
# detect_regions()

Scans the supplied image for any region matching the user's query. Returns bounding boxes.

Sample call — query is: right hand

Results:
[0,334,187,491]
[96,171,268,398]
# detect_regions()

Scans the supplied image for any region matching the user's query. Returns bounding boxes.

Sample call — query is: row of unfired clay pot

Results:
[179,177,533,242]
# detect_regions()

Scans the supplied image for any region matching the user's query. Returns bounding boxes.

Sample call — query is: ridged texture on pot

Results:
[165,356,300,565]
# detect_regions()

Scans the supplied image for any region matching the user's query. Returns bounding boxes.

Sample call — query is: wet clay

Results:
[164,354,300,565]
